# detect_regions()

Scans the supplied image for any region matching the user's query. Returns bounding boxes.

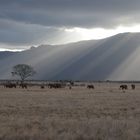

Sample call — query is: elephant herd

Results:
[86,84,136,90]
[1,81,136,91]
[119,84,135,90]
[3,82,27,89]
[2,82,68,89]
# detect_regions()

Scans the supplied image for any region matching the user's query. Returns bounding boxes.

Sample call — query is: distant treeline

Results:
[0,80,140,84]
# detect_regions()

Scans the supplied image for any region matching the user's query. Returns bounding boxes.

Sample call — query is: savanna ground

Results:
[0,82,140,140]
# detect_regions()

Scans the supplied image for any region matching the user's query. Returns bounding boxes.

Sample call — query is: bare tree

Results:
[11,64,36,83]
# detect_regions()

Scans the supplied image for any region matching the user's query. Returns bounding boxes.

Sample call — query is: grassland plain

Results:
[0,83,140,140]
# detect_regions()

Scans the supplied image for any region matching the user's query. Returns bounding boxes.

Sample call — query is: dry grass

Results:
[0,83,140,140]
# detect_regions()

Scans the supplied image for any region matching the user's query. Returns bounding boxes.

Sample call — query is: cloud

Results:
[0,0,140,28]
[0,19,85,48]
[0,0,140,48]
[0,19,68,46]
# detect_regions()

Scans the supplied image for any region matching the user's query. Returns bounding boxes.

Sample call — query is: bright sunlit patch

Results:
[64,25,140,41]
[116,25,140,33]
[0,43,26,52]
[65,28,115,40]
[0,48,24,52]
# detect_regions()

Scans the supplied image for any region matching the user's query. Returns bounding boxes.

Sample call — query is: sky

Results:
[1,0,140,51]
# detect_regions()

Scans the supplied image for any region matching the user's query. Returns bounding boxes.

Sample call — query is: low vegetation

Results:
[0,83,140,140]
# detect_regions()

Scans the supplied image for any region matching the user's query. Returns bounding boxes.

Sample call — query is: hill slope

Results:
[1,33,140,81]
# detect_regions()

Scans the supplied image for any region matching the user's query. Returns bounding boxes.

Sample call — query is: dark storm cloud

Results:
[0,0,140,28]
[0,19,66,46]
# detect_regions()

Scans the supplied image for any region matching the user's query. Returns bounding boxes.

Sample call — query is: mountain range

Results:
[1,32,140,81]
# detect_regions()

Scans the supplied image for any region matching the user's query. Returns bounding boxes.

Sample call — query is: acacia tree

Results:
[11,64,36,83]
